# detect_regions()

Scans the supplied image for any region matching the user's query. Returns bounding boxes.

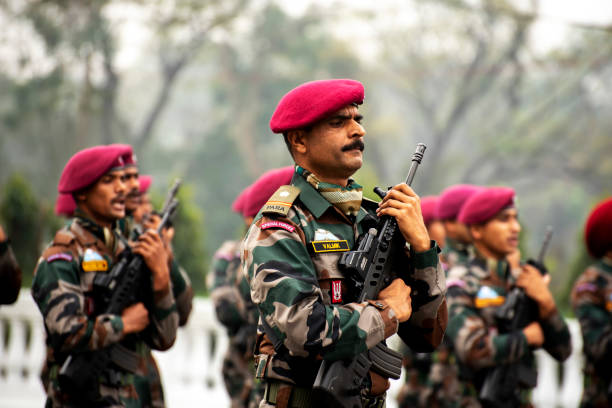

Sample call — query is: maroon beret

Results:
[58,145,133,193]
[54,193,76,217]
[458,187,516,225]
[437,184,483,220]
[111,143,138,167]
[269,79,364,133]
[243,166,295,218]
[231,185,252,215]
[420,196,439,226]
[584,197,612,258]
[139,175,152,194]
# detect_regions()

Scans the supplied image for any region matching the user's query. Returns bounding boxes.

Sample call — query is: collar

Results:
[73,208,118,249]
[599,257,612,274]
[291,169,370,223]
[291,172,332,219]
[473,249,510,281]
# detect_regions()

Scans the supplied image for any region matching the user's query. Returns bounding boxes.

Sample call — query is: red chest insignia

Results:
[331,280,343,304]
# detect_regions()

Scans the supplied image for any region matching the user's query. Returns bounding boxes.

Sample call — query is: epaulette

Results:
[261,185,300,217]
[41,229,78,263]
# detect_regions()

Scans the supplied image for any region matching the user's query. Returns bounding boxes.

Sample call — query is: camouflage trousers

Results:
[222,343,263,408]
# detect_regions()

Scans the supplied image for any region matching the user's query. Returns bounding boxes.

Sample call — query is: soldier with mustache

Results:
[241,79,447,408]
[32,145,179,407]
[445,187,571,407]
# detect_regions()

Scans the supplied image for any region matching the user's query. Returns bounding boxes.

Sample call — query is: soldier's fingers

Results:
[390,183,418,198]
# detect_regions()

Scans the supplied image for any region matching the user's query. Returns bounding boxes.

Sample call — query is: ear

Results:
[74,192,87,204]
[286,130,308,155]
[469,224,482,241]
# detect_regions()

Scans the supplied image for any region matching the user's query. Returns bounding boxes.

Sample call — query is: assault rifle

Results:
[312,143,427,408]
[479,227,553,408]
[58,181,181,403]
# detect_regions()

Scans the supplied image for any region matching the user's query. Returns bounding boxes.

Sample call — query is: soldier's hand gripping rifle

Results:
[312,143,427,408]
[58,183,181,403]
[479,227,553,408]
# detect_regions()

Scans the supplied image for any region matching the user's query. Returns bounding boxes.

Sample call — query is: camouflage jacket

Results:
[441,238,472,273]
[241,172,447,389]
[210,240,259,347]
[571,258,612,408]
[446,254,571,400]
[31,216,179,407]
[0,239,21,305]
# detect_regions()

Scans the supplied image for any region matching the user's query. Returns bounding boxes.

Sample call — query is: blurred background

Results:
[1,0,611,312]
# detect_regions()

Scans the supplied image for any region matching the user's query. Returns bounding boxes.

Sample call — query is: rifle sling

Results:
[109,344,141,373]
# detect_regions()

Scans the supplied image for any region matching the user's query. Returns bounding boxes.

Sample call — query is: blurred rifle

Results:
[479,227,553,407]
[311,143,426,408]
[58,182,181,403]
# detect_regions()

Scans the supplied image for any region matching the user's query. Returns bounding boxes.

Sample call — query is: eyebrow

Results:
[329,113,363,121]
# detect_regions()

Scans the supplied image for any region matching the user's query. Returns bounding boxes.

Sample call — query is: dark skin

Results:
[75,169,169,335]
[469,208,551,346]
[123,165,140,213]
[286,105,432,323]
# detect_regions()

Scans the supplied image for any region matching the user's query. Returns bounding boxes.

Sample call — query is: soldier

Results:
[571,197,612,408]
[437,185,482,271]
[0,224,22,305]
[210,166,293,408]
[32,145,179,407]
[446,187,571,407]
[241,79,447,407]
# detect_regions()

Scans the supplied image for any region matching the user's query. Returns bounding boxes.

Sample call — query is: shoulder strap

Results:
[261,185,300,217]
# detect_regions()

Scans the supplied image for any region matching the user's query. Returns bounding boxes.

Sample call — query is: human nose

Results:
[116,178,127,195]
[351,120,365,138]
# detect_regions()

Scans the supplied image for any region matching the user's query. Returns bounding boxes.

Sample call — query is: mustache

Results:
[341,139,365,152]
[127,189,140,198]
[111,195,125,204]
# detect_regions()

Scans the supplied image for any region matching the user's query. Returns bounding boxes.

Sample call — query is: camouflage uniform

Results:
[441,238,472,273]
[571,258,612,408]
[398,242,470,408]
[32,214,179,407]
[210,240,262,408]
[241,170,447,407]
[446,253,572,407]
[0,238,22,305]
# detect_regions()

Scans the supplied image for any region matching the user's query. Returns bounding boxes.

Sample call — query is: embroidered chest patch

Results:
[331,280,343,304]
[82,248,108,272]
[311,240,350,253]
[474,286,505,309]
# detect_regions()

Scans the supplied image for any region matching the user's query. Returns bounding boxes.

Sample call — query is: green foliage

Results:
[0,174,43,286]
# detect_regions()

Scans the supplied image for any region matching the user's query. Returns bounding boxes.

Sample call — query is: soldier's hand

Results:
[143,213,174,248]
[121,303,149,334]
[522,321,544,347]
[515,264,556,319]
[377,278,412,323]
[376,184,430,252]
[132,229,170,291]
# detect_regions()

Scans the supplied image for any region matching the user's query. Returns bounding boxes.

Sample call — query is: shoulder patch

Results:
[261,220,296,233]
[46,253,73,263]
[261,185,300,216]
